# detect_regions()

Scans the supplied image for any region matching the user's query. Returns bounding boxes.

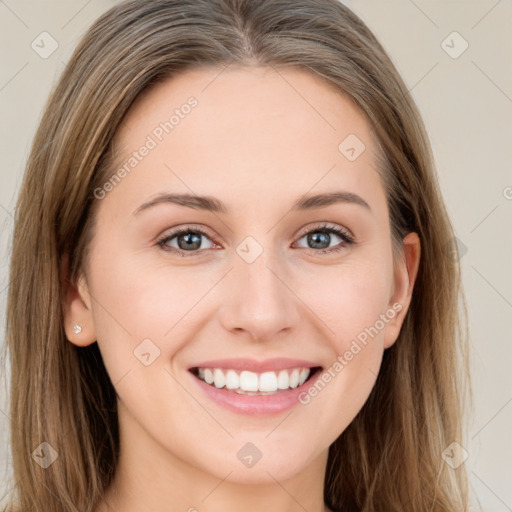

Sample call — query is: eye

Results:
[293,223,354,254]
[156,223,354,257]
[156,226,217,257]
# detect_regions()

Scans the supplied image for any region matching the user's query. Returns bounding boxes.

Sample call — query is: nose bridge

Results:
[219,239,300,340]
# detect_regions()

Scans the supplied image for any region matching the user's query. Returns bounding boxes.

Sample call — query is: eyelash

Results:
[156,223,354,258]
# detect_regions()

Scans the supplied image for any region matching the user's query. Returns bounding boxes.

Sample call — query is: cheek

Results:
[87,249,232,397]
[88,244,218,343]
[294,255,394,349]
[292,255,393,419]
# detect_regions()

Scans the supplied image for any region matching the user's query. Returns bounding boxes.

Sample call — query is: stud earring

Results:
[72,322,82,335]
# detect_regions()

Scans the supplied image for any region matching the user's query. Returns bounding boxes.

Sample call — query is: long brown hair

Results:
[3,0,471,510]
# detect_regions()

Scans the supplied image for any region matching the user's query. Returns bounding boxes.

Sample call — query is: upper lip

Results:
[188,358,322,373]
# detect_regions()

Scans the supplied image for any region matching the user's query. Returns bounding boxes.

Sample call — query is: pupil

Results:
[308,231,330,249]
[178,232,201,250]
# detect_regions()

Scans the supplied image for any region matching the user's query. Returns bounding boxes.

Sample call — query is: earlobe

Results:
[61,254,97,347]
[72,321,83,335]
[383,232,421,349]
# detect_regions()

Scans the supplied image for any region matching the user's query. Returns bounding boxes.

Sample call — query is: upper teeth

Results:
[197,367,311,393]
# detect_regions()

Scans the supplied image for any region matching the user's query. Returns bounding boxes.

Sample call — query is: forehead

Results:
[117,65,376,151]
[106,65,385,217]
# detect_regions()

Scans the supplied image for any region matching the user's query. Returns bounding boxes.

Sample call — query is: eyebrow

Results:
[133,190,371,216]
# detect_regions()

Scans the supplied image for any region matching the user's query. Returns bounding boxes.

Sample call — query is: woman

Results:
[4,0,471,510]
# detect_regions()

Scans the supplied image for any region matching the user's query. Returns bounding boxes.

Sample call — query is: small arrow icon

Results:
[31,31,58,59]
[441,31,468,59]
[441,441,468,469]
[236,236,263,263]
[338,134,365,161]
[31,442,58,468]
[34,448,45,458]
[134,338,160,366]
[236,442,263,468]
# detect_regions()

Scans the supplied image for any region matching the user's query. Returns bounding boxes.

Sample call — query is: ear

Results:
[61,253,97,347]
[383,232,421,349]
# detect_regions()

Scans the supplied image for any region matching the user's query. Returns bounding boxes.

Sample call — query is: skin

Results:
[63,65,420,512]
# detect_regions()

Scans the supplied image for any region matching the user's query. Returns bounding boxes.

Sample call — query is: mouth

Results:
[189,366,323,396]
[186,357,324,415]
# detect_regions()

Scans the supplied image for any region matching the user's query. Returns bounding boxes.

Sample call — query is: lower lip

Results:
[188,369,322,416]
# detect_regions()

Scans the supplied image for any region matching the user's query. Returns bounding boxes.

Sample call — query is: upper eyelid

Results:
[157,224,216,243]
[296,223,352,239]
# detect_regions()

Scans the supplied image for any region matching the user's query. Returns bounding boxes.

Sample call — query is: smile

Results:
[187,358,323,415]
[193,367,317,395]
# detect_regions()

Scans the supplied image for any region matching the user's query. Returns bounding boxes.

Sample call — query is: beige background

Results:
[1,1,511,510]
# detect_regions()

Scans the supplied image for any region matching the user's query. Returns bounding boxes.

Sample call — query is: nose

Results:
[218,246,301,342]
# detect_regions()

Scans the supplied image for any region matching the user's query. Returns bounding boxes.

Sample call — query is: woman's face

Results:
[66,66,419,483]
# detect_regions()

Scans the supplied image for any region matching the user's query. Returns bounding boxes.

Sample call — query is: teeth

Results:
[259,371,278,392]
[225,369,240,389]
[213,368,225,389]
[277,369,289,390]
[240,371,259,391]
[204,368,214,385]
[195,367,312,393]
[289,369,300,388]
